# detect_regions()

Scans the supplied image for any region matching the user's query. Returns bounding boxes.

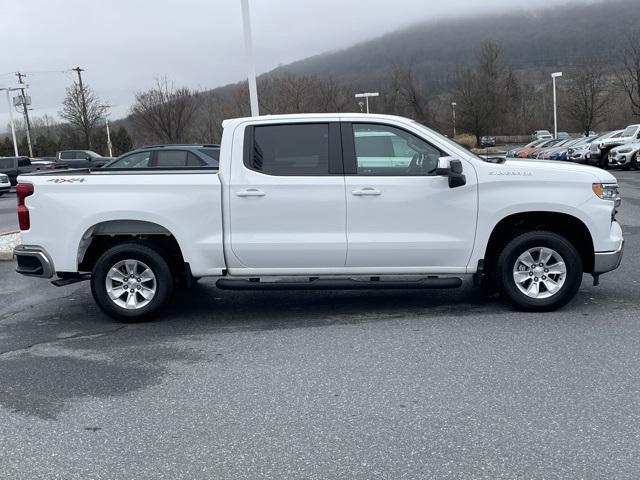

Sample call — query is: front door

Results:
[343,122,477,270]
[228,121,347,270]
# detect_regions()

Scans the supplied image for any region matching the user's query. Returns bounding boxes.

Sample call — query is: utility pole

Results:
[1,86,24,157]
[72,66,91,148]
[15,72,33,157]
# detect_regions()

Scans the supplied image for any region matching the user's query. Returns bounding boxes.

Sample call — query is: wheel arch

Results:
[77,220,187,275]
[484,211,595,275]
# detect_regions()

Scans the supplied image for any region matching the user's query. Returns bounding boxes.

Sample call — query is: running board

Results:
[216,277,463,291]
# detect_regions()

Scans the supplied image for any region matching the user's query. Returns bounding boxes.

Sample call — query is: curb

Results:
[0,231,20,261]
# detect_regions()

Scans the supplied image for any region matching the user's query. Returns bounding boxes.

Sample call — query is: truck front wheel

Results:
[496,231,583,312]
[91,243,174,322]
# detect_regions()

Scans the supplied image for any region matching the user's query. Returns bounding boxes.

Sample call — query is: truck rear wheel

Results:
[91,243,174,322]
[496,231,582,312]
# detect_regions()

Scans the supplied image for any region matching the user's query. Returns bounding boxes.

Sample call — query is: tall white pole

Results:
[551,72,562,139]
[5,89,19,157]
[241,0,260,116]
[105,117,113,157]
[365,97,370,114]
[553,76,557,139]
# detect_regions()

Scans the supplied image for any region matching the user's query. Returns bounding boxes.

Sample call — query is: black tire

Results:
[630,153,638,171]
[496,231,583,312]
[91,243,174,322]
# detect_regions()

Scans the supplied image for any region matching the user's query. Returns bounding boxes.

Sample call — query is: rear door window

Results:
[59,152,74,160]
[247,123,330,176]
[0,158,13,169]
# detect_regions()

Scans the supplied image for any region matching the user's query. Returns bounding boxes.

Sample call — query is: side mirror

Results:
[436,157,466,188]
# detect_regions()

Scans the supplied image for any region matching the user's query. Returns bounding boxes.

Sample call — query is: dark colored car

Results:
[480,136,496,147]
[103,145,220,169]
[56,150,114,169]
[0,156,55,185]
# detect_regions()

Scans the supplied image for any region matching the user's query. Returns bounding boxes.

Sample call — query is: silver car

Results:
[0,173,11,197]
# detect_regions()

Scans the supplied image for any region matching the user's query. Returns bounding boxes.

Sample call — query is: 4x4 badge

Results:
[47,178,87,183]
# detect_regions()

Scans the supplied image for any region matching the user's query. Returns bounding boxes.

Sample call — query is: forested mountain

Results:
[267,0,639,94]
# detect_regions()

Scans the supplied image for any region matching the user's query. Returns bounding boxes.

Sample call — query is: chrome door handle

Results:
[352,187,381,196]
[236,188,266,197]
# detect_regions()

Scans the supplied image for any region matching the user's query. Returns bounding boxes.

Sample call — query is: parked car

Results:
[30,158,59,170]
[533,130,553,140]
[520,138,563,158]
[103,145,220,169]
[540,138,593,161]
[507,139,545,158]
[14,113,623,321]
[0,156,52,185]
[0,173,10,196]
[609,142,640,170]
[480,136,496,147]
[534,138,575,159]
[592,125,640,168]
[568,134,605,163]
[56,150,114,169]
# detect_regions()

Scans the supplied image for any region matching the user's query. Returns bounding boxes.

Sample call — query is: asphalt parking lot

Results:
[0,171,639,479]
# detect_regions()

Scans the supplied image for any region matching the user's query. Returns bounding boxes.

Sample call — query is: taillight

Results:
[16,183,34,231]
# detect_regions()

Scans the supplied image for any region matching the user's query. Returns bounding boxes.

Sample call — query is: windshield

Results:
[622,126,638,137]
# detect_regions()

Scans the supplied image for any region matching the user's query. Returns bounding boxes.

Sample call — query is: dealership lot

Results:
[0,171,638,478]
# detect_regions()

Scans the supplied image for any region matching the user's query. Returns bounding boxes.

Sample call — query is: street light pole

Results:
[551,72,563,139]
[451,102,457,138]
[355,92,380,114]
[1,86,24,157]
[241,0,260,116]
[105,116,113,157]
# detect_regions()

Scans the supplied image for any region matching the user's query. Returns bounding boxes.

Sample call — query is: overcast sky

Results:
[0,0,573,131]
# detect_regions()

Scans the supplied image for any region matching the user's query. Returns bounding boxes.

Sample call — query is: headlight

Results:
[593,183,621,205]
[618,148,632,154]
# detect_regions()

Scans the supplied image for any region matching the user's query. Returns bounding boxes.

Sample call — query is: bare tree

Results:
[130,77,200,143]
[387,65,429,123]
[565,66,611,135]
[453,41,504,146]
[618,31,640,118]
[59,83,107,149]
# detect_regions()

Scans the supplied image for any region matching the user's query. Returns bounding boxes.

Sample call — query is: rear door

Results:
[228,121,347,269]
[343,122,477,270]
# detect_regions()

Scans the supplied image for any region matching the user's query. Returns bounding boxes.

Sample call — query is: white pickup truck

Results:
[14,114,624,321]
